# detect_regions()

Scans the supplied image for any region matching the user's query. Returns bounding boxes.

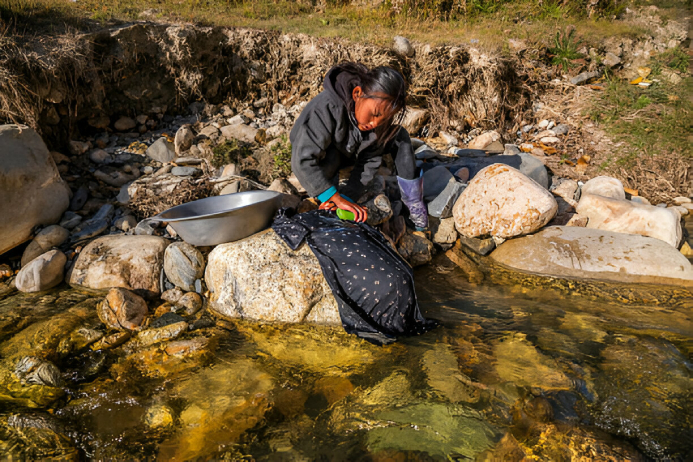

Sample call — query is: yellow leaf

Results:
[630,76,643,85]
[576,155,590,173]
[624,187,639,196]
[637,67,651,79]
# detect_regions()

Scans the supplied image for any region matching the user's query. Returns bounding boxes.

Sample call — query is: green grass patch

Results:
[549,27,583,71]
[589,75,692,169]
[270,134,292,180]
[212,139,252,168]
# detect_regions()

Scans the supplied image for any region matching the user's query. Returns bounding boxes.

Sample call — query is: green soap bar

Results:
[336,209,355,221]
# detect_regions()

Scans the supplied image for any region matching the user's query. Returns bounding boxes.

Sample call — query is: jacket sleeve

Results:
[290,98,340,198]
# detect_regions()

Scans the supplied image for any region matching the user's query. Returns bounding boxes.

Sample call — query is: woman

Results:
[289,62,427,230]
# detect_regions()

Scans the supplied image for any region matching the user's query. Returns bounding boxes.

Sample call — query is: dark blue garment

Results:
[272,209,437,345]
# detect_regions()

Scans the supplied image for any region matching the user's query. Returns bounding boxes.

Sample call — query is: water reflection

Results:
[0,259,690,460]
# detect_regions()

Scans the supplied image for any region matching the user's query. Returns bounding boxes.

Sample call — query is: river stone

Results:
[174,125,194,155]
[576,193,682,248]
[21,225,70,266]
[453,164,557,239]
[467,131,500,150]
[171,166,200,177]
[164,242,205,292]
[205,229,340,324]
[15,250,67,293]
[397,232,434,267]
[491,226,693,286]
[59,211,82,230]
[97,288,149,330]
[220,123,258,143]
[0,125,71,255]
[428,179,465,219]
[68,235,169,296]
[430,217,457,245]
[365,194,393,226]
[114,116,137,131]
[147,137,176,163]
[580,176,626,200]
[175,292,202,316]
[423,166,454,202]
[446,152,548,189]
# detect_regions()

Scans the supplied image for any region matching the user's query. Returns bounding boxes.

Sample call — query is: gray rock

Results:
[171,166,200,177]
[21,225,70,266]
[603,52,621,67]
[423,166,454,202]
[175,292,203,316]
[15,356,63,387]
[219,182,240,195]
[365,194,393,226]
[552,124,571,136]
[570,70,601,85]
[94,169,134,187]
[458,235,495,256]
[491,226,693,285]
[503,144,521,155]
[70,219,110,242]
[68,235,169,295]
[220,123,258,143]
[444,152,549,189]
[581,176,626,200]
[430,217,458,245]
[393,35,415,57]
[147,137,176,163]
[173,157,203,166]
[0,125,71,255]
[89,149,111,164]
[97,288,149,331]
[70,185,89,211]
[206,230,340,324]
[116,182,132,205]
[59,211,82,230]
[15,249,67,293]
[174,125,194,155]
[427,179,465,219]
[161,287,184,304]
[69,140,90,155]
[198,125,220,139]
[114,117,137,131]
[114,215,137,232]
[631,196,651,205]
[164,242,205,292]
[226,114,247,126]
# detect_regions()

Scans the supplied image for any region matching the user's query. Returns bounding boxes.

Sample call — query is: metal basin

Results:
[150,191,283,246]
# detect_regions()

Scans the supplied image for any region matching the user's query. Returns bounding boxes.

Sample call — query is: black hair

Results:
[334,62,408,146]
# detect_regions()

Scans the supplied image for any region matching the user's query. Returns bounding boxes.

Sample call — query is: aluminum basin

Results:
[150,190,283,246]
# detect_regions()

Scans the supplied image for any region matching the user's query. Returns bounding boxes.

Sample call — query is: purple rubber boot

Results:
[397,175,428,231]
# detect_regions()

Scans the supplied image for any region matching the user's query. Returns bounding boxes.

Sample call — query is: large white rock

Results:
[580,176,625,200]
[15,249,67,293]
[490,226,693,286]
[576,193,682,248]
[68,235,169,295]
[453,164,557,239]
[205,229,340,325]
[0,125,71,255]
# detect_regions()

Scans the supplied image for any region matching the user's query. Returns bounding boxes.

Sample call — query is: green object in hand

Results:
[336,208,355,221]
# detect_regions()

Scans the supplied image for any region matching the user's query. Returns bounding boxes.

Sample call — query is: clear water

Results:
[0,260,691,461]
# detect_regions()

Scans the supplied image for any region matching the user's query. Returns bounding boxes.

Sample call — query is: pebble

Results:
[60,211,82,230]
[673,196,692,205]
[171,166,200,177]
[142,166,154,174]
[393,35,415,57]
[114,215,138,232]
[114,117,137,131]
[538,120,550,129]
[15,249,66,292]
[553,124,571,136]
[146,137,176,163]
[540,136,560,144]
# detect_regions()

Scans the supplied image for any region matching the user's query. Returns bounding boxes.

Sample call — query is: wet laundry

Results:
[272,209,437,344]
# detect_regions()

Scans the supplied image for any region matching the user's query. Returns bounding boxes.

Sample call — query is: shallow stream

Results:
[0,258,691,460]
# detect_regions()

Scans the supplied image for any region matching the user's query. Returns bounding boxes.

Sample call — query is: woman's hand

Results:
[319,192,368,223]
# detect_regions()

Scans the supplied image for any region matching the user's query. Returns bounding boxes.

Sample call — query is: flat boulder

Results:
[576,193,682,248]
[0,125,71,255]
[453,164,557,239]
[490,226,693,286]
[68,235,169,296]
[205,229,340,325]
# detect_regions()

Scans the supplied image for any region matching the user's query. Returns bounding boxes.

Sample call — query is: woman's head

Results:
[335,62,408,142]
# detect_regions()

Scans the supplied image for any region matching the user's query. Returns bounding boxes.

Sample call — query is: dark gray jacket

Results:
[290,67,415,200]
